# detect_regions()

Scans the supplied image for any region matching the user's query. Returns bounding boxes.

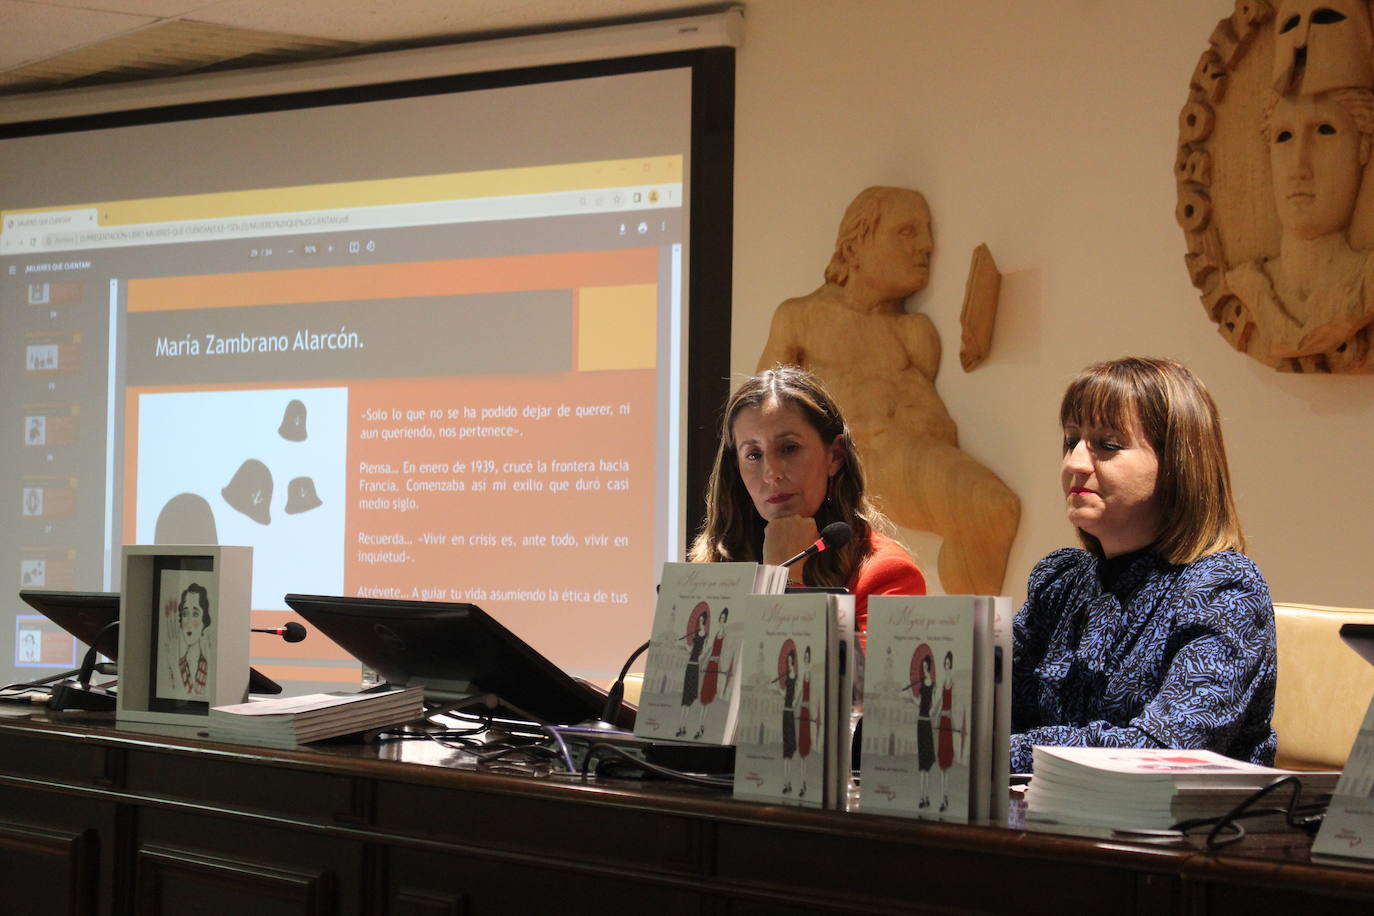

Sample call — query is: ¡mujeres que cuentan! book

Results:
[732,591,853,809]
[634,561,786,745]
[860,595,1006,823]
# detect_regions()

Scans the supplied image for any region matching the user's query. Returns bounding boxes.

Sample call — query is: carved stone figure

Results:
[1271,0,1374,95]
[1225,87,1374,358]
[757,187,1020,596]
[1177,0,1374,372]
[958,243,1002,372]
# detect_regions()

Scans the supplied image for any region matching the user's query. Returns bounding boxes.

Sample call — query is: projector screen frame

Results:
[0,41,734,689]
[0,9,744,128]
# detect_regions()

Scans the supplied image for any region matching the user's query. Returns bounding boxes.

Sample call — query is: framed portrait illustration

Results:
[152,559,217,709]
[117,545,251,732]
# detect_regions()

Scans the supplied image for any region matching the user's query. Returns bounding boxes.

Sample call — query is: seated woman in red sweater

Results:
[689,365,926,639]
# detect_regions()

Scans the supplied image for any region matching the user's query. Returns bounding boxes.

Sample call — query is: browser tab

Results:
[0,209,99,254]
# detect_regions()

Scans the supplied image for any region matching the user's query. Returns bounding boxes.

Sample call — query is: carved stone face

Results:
[1273,0,1374,95]
[1269,92,1364,239]
[853,191,933,298]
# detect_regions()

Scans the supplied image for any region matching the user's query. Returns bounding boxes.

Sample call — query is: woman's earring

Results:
[826,473,835,504]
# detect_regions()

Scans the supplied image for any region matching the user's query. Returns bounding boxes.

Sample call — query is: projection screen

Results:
[0,28,735,693]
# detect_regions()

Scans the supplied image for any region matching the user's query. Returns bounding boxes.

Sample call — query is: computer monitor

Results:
[283,593,633,727]
[17,589,281,694]
[16,590,122,666]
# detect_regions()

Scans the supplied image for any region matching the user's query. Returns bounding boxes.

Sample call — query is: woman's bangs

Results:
[1060,371,1134,432]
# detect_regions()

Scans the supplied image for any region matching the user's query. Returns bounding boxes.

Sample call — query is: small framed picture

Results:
[151,557,216,712]
[25,415,45,446]
[117,545,251,733]
[20,558,45,587]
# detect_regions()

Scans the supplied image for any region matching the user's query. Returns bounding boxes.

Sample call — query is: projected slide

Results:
[2,155,686,688]
[122,245,664,680]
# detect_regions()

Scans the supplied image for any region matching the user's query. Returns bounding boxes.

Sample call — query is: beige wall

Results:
[732,0,1374,607]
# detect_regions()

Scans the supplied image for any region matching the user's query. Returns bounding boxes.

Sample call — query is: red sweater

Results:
[849,531,926,645]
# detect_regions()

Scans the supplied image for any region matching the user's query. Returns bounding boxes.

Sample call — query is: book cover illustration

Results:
[860,598,974,822]
[733,594,830,808]
[1033,746,1290,781]
[634,562,762,744]
[156,569,217,703]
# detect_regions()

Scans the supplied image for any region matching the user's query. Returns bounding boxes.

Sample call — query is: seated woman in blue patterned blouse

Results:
[1010,357,1277,774]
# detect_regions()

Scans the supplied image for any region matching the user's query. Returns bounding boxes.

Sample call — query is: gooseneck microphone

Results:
[593,639,650,730]
[252,622,308,643]
[780,521,853,569]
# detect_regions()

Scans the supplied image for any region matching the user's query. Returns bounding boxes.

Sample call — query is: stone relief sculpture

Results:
[1225,88,1374,358]
[757,187,1020,596]
[958,243,1002,372]
[1178,0,1374,372]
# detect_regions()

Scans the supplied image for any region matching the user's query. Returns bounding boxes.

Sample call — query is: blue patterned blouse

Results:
[1010,547,1277,774]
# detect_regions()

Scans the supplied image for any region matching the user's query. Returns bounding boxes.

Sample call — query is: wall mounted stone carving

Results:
[959,243,1002,372]
[757,187,1020,596]
[1178,0,1374,372]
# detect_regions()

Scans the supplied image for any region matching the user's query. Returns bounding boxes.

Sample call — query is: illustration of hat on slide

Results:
[222,459,273,525]
[285,476,322,515]
[154,492,219,544]
[278,399,308,442]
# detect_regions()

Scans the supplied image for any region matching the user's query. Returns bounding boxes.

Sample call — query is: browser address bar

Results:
[1,183,680,255]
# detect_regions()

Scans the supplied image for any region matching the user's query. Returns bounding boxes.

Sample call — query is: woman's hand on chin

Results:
[762,515,820,568]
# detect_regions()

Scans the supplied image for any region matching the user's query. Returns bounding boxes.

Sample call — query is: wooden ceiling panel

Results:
[0,18,362,94]
[0,0,716,98]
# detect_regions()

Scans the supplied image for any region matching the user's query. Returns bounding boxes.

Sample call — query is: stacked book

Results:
[209,686,424,749]
[858,595,1012,824]
[731,590,856,810]
[1026,746,1338,833]
[634,561,789,746]
[1313,691,1374,865]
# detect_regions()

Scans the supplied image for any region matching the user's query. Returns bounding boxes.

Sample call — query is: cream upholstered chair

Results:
[1272,603,1374,771]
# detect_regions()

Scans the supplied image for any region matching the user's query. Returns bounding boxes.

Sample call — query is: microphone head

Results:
[820,521,852,549]
[282,621,307,643]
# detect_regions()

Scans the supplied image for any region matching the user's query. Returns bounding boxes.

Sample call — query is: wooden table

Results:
[0,710,1370,915]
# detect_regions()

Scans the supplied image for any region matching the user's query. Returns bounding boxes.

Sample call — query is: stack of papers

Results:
[1026,746,1337,832]
[210,687,424,749]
